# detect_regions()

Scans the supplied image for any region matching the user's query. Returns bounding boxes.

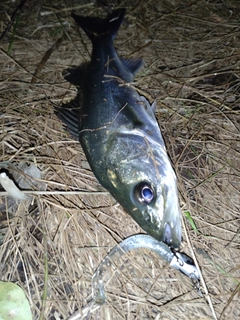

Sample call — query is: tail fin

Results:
[71,8,126,43]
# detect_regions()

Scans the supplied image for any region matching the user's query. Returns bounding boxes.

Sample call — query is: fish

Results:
[56,8,182,248]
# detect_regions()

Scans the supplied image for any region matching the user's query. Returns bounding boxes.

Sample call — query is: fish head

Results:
[106,130,182,248]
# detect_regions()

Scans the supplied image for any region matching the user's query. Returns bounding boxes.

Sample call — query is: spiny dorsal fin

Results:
[55,97,80,139]
[63,63,88,87]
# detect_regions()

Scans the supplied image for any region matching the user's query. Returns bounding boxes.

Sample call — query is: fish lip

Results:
[163,222,172,245]
[163,222,181,249]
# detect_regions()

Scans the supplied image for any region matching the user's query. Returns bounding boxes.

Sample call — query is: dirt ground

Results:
[0,0,239,319]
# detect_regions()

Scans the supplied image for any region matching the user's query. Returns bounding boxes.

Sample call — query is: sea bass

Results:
[56,9,182,248]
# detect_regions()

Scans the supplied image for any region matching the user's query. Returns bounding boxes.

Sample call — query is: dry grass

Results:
[0,0,239,319]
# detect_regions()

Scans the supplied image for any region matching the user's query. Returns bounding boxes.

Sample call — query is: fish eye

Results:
[134,182,155,205]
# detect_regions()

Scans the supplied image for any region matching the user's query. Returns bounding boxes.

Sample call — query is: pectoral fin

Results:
[114,96,144,127]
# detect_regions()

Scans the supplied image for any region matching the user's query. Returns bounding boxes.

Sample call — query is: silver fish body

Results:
[56,9,182,248]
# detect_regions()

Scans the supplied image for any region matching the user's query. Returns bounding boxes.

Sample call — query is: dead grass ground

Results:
[0,0,239,319]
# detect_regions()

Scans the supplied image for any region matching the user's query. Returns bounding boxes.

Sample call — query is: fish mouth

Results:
[163,222,181,249]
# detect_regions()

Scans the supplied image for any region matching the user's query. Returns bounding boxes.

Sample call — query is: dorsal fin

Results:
[63,63,88,87]
[55,97,80,139]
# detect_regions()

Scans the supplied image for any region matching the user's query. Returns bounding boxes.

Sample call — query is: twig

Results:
[0,0,28,43]
[0,190,108,196]
[181,215,218,320]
